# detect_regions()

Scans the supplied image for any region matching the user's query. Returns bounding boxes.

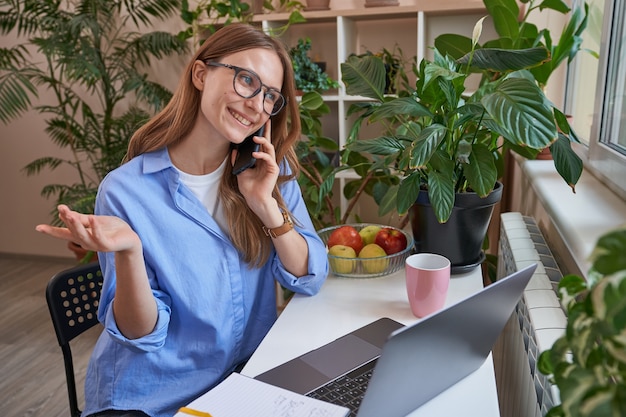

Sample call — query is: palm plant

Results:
[0,0,187,225]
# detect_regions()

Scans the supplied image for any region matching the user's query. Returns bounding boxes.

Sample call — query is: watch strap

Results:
[262,212,293,238]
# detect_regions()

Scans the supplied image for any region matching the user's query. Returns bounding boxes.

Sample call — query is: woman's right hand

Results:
[36,204,142,254]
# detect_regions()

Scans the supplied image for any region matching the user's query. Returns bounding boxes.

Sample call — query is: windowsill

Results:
[515,156,626,278]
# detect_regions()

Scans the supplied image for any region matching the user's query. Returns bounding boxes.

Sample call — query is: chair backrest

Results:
[46,261,103,417]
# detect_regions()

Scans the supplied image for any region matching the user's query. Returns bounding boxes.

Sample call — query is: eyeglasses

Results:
[205,61,286,116]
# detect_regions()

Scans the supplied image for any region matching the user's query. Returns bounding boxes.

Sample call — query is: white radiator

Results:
[493,212,567,417]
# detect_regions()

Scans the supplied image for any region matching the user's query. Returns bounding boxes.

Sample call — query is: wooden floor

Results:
[0,255,102,417]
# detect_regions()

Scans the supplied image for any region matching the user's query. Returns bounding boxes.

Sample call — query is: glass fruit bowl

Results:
[317,223,415,278]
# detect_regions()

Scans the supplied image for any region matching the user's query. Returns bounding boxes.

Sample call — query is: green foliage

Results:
[436,0,591,89]
[537,226,626,417]
[340,16,583,224]
[290,38,339,93]
[296,91,396,228]
[296,91,339,228]
[435,0,591,162]
[0,0,187,224]
[349,44,411,94]
[179,0,306,45]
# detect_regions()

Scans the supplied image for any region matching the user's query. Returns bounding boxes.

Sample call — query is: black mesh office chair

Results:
[46,261,103,417]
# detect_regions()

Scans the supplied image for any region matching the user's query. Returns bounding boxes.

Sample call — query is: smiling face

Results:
[192,47,284,146]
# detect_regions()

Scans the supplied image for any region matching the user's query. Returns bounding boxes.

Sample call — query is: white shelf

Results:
[255,3,490,223]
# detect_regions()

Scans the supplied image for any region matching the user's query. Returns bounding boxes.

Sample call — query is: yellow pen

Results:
[178,406,213,417]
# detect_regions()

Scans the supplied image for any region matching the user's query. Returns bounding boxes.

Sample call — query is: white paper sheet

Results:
[174,372,350,417]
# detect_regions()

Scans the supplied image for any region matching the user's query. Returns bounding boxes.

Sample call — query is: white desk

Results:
[241,267,501,416]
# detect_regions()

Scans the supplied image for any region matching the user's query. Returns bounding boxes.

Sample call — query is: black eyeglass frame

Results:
[205,61,286,116]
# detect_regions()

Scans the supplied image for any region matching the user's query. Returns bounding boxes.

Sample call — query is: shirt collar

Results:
[142,147,174,174]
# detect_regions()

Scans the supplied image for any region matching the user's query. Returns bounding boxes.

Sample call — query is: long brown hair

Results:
[125,24,301,266]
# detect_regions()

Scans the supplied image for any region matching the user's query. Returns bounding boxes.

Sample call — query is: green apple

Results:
[328,244,357,274]
[359,225,382,246]
[358,243,389,274]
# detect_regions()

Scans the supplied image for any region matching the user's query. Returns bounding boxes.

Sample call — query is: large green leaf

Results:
[408,124,447,169]
[549,133,582,192]
[591,228,626,275]
[348,136,405,156]
[434,34,473,60]
[458,47,550,73]
[532,3,588,87]
[462,143,498,197]
[483,0,519,39]
[370,97,433,122]
[300,91,325,110]
[423,55,463,91]
[377,184,399,216]
[397,171,422,215]
[341,55,386,101]
[481,77,557,149]
[427,171,455,223]
[540,0,572,15]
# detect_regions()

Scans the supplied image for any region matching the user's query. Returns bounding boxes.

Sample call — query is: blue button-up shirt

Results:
[83,148,328,417]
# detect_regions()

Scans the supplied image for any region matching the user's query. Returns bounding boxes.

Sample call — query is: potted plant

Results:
[339,17,583,270]
[348,44,410,94]
[0,0,187,259]
[537,226,626,417]
[435,0,591,159]
[290,37,339,93]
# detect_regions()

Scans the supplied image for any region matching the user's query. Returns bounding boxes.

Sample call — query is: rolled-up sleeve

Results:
[271,177,329,295]
[102,294,171,352]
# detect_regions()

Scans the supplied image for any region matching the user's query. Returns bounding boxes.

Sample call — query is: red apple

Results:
[374,227,407,255]
[327,225,363,254]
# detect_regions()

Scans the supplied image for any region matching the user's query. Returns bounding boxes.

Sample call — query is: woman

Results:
[36,24,328,417]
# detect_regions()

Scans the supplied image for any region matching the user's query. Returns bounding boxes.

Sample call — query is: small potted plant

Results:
[290,37,339,94]
[349,44,409,94]
[537,226,626,417]
[339,17,583,269]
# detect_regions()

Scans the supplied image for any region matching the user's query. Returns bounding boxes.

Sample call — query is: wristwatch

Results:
[262,211,294,238]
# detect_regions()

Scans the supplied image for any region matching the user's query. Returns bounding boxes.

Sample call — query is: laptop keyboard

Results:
[306,358,378,417]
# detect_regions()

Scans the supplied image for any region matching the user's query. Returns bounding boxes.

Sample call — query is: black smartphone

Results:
[232,125,265,175]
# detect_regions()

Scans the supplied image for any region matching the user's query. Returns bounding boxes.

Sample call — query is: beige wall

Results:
[0,15,186,259]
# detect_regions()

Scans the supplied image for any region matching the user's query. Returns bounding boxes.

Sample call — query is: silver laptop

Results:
[255,263,537,417]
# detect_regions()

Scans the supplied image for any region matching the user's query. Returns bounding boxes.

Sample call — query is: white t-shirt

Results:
[176,157,228,233]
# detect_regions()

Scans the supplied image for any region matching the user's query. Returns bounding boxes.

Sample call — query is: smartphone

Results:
[232,125,265,175]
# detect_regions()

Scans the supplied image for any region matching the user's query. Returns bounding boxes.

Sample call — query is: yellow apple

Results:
[358,225,382,246]
[328,244,357,274]
[358,243,389,274]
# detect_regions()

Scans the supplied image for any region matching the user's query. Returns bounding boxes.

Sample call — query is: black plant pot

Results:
[409,182,503,274]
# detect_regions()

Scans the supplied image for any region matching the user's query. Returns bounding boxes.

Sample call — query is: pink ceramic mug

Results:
[405,253,451,318]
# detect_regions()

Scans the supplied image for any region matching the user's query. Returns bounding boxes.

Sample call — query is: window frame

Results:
[586,0,626,201]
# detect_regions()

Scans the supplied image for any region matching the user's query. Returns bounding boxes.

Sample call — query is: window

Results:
[565,0,604,145]
[577,0,626,199]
